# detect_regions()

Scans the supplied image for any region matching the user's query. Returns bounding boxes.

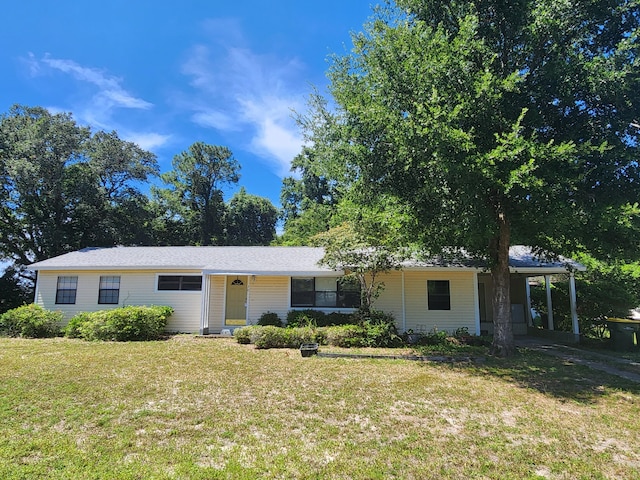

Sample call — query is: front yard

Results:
[1,336,639,479]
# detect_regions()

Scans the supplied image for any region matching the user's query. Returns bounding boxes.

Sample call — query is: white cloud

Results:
[39,54,153,110]
[192,110,239,131]
[121,131,172,151]
[24,53,170,154]
[180,21,306,177]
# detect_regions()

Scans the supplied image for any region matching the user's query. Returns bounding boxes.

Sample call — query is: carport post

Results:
[200,273,210,335]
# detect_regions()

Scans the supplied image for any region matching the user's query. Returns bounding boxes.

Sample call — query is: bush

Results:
[324,312,354,326]
[257,311,283,327]
[324,319,402,348]
[325,324,367,347]
[64,306,173,341]
[286,309,327,327]
[0,304,62,338]
[63,312,92,339]
[234,325,317,349]
[234,325,262,344]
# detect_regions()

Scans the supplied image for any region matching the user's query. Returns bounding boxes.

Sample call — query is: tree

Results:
[279,147,342,245]
[158,142,240,245]
[530,254,640,337]
[306,0,640,355]
[312,223,404,313]
[0,105,159,272]
[225,187,278,245]
[0,267,32,314]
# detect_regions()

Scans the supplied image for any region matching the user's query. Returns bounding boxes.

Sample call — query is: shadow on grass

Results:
[444,348,640,403]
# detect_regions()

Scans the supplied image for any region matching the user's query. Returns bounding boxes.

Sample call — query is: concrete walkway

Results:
[515,336,640,384]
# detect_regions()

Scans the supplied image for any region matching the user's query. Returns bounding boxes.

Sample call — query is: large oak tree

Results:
[301,0,640,355]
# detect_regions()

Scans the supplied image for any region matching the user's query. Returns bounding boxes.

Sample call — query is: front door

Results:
[225,276,247,326]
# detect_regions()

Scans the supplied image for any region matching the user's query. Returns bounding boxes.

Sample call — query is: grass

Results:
[1,337,640,479]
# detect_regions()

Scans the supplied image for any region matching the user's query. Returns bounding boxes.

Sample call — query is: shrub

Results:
[234,325,262,344]
[324,312,354,326]
[65,306,173,341]
[0,304,62,338]
[63,312,92,339]
[286,309,326,328]
[257,311,283,327]
[325,324,367,348]
[351,309,401,347]
[234,325,317,349]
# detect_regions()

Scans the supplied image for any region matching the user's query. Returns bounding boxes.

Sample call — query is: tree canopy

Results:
[157,142,240,246]
[292,0,640,355]
[0,105,159,270]
[225,187,278,246]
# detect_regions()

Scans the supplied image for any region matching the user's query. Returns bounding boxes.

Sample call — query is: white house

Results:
[29,245,585,337]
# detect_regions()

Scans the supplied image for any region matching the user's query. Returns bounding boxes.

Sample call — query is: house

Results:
[29,245,585,338]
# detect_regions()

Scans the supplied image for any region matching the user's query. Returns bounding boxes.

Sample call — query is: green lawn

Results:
[1,337,639,479]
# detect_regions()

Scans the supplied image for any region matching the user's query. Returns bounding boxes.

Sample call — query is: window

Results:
[291,277,360,308]
[428,280,451,310]
[157,275,202,291]
[56,276,78,304]
[98,276,120,304]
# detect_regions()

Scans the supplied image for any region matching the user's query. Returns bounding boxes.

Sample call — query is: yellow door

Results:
[225,276,247,326]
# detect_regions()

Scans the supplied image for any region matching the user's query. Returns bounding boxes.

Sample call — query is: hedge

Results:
[0,304,62,338]
[64,305,173,341]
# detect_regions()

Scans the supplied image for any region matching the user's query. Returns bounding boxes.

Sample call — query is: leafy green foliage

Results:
[256,312,283,327]
[286,309,355,328]
[531,255,640,337]
[296,0,640,356]
[0,304,61,338]
[233,325,317,349]
[312,223,404,312]
[233,325,261,344]
[239,308,401,349]
[0,267,32,314]
[0,105,159,268]
[64,306,173,341]
[286,309,329,327]
[155,142,239,246]
[225,187,278,245]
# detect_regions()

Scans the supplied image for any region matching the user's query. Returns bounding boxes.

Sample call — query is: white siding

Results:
[374,271,405,328]
[403,271,476,334]
[35,270,202,333]
[206,275,226,333]
[247,276,290,324]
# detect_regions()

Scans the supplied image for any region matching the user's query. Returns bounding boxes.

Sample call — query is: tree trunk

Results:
[490,214,516,357]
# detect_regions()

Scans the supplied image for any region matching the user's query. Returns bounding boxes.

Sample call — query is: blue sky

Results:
[0,0,377,206]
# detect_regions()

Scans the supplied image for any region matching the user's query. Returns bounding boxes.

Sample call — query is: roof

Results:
[29,246,335,275]
[29,245,585,274]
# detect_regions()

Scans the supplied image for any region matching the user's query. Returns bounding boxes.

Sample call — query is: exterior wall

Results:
[35,270,202,332]
[247,276,290,324]
[374,271,405,328]
[403,270,477,334]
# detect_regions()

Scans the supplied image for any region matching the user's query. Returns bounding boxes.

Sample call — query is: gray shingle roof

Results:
[29,246,334,275]
[29,245,584,274]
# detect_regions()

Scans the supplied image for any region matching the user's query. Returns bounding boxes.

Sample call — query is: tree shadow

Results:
[441,348,640,403]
